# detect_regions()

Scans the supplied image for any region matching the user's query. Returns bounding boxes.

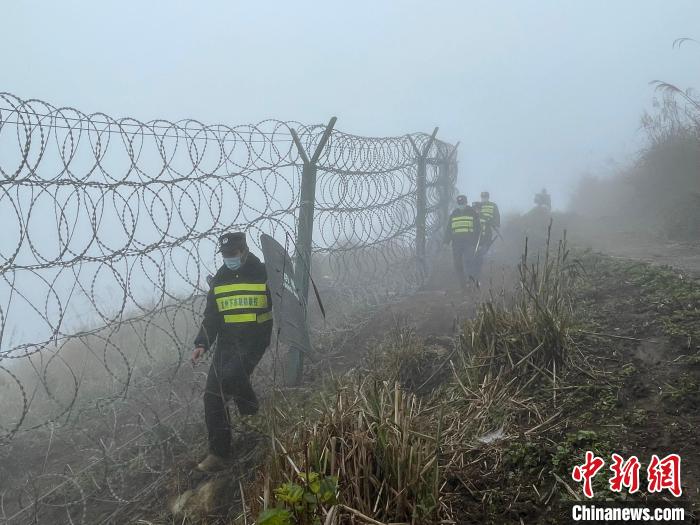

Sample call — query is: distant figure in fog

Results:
[191,232,273,473]
[473,191,501,255]
[534,188,551,210]
[444,194,482,291]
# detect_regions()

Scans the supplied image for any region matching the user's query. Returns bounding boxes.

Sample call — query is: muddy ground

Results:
[575,256,700,500]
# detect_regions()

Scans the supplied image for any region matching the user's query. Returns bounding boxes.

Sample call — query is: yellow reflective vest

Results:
[194,253,272,350]
[446,207,480,244]
[451,214,475,234]
[479,202,495,223]
[213,282,272,325]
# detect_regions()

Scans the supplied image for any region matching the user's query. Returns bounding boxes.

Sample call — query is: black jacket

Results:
[445,206,481,245]
[194,253,273,351]
[474,201,501,228]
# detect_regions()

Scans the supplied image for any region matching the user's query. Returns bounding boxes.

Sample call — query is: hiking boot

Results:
[196,453,228,473]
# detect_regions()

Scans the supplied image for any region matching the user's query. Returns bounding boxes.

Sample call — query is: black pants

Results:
[204,339,267,457]
[476,228,494,261]
[452,242,481,286]
[480,226,493,248]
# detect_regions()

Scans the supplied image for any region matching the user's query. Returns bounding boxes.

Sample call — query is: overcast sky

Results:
[3,0,700,211]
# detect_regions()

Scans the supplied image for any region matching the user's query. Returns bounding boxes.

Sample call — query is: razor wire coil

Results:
[0,92,457,523]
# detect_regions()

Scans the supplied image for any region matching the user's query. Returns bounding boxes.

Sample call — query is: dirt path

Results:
[311,253,518,375]
[575,230,700,276]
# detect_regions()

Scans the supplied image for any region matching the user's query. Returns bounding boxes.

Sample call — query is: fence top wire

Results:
[0,92,454,184]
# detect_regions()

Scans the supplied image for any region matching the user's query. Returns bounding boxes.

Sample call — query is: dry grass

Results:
[458,223,580,385]
[236,226,581,525]
[253,379,443,523]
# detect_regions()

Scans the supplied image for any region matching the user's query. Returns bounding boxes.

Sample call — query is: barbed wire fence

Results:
[0,92,458,523]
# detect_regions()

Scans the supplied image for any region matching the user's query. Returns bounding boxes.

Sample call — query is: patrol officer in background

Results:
[191,232,273,472]
[472,191,501,277]
[474,191,501,248]
[444,194,481,291]
[534,187,551,210]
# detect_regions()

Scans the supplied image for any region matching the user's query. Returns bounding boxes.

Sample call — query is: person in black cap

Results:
[444,194,481,291]
[192,231,273,472]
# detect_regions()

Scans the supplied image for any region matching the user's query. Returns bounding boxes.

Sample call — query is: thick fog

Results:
[3,1,700,351]
[3,0,700,211]
[2,5,700,523]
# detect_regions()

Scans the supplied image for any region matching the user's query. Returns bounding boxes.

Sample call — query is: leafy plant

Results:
[257,472,338,525]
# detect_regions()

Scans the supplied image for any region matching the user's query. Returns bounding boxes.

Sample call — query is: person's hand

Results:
[191,346,206,365]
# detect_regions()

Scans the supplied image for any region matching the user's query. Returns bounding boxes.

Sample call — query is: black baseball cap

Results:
[218,232,247,255]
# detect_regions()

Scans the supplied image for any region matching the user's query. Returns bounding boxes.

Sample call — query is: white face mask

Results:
[223,256,242,270]
[223,249,248,270]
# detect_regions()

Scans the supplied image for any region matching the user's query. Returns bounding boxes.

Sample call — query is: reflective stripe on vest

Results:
[480,203,495,221]
[223,311,273,324]
[214,281,271,324]
[214,283,267,294]
[451,215,474,233]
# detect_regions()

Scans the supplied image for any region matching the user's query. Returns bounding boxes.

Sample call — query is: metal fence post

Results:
[415,156,427,262]
[438,160,449,238]
[408,127,438,273]
[286,116,336,385]
[439,141,460,239]
[290,117,337,302]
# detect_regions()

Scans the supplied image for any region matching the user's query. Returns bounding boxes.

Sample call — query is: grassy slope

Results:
[465,253,700,523]
[454,253,700,523]
[124,248,700,524]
